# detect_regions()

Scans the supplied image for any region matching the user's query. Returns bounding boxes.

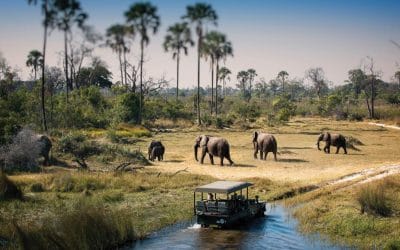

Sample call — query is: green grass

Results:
[0,171,215,249]
[290,174,400,249]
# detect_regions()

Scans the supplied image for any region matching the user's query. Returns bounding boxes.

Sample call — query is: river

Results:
[129,204,347,249]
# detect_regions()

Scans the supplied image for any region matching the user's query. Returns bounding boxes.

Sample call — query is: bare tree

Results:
[305,67,328,100]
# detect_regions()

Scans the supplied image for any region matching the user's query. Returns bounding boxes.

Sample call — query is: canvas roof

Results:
[195,181,253,194]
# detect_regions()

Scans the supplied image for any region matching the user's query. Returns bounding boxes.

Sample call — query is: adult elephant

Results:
[148,140,164,160]
[36,135,52,166]
[253,131,277,161]
[317,132,347,154]
[194,135,234,166]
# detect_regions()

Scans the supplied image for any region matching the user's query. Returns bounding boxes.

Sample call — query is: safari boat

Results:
[194,181,266,227]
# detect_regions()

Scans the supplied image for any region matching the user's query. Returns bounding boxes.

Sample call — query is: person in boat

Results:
[207,193,214,200]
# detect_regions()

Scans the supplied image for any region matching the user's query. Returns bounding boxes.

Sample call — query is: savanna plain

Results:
[1,117,400,249]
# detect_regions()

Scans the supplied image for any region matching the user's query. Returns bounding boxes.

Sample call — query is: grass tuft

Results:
[357,183,391,217]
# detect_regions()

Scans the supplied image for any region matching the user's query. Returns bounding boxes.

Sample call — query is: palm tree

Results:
[277,70,289,93]
[105,24,134,87]
[183,3,218,125]
[214,34,233,115]
[395,71,400,90]
[125,2,160,124]
[53,0,88,100]
[218,66,231,97]
[26,50,44,80]
[163,22,193,101]
[202,31,218,113]
[27,0,55,132]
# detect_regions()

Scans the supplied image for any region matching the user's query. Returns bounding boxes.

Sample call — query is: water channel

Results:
[130,204,347,249]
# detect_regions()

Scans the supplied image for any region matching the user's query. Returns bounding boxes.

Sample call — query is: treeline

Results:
[1,1,400,145]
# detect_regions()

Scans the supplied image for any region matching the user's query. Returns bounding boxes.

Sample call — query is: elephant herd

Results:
[148,131,348,166]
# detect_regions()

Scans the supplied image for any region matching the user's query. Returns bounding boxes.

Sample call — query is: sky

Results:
[0,0,399,88]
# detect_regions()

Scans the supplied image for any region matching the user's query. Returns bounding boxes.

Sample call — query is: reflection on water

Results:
[131,204,344,250]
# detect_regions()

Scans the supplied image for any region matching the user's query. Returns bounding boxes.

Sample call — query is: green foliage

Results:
[112,92,140,124]
[231,101,261,120]
[272,95,296,122]
[58,133,102,168]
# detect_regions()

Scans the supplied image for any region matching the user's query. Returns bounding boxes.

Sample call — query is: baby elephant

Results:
[150,145,165,161]
[317,132,347,154]
[253,131,277,161]
[148,140,165,161]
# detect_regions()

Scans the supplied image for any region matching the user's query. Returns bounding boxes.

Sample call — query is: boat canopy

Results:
[195,181,253,194]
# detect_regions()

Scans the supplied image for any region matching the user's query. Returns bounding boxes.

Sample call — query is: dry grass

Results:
[132,117,400,185]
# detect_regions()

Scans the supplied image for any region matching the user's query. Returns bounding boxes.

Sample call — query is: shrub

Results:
[0,128,41,173]
[58,133,102,169]
[357,184,391,217]
[0,172,22,200]
[272,95,297,122]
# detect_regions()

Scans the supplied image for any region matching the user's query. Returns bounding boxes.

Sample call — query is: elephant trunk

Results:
[317,139,321,150]
[194,144,199,161]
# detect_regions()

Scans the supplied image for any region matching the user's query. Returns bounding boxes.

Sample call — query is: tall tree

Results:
[26,50,44,80]
[214,33,233,115]
[247,68,257,101]
[277,70,288,93]
[348,68,369,115]
[27,0,55,132]
[105,24,134,87]
[53,0,88,101]
[202,31,218,113]
[163,22,193,101]
[362,57,380,119]
[305,67,328,100]
[183,3,218,125]
[394,71,400,90]
[218,66,231,97]
[236,70,250,102]
[125,2,160,124]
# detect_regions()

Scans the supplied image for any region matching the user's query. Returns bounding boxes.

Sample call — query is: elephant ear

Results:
[323,132,331,141]
[253,131,258,142]
[200,135,209,147]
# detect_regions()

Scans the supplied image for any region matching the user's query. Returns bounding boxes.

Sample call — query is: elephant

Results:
[252,131,277,161]
[317,132,347,154]
[36,135,52,165]
[150,145,164,161]
[148,140,164,160]
[194,135,234,166]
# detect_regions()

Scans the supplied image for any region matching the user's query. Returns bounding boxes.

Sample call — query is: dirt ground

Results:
[134,118,400,185]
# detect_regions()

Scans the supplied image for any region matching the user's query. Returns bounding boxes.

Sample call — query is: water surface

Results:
[131,204,345,250]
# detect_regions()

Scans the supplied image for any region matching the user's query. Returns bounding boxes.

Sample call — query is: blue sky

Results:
[0,0,399,87]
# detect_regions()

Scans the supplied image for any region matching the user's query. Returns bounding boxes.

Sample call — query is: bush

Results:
[348,112,365,121]
[58,133,102,169]
[0,128,41,173]
[0,172,22,200]
[357,184,391,217]
[272,95,296,122]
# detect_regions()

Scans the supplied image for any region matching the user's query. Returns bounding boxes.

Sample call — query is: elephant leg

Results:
[226,154,234,166]
[200,148,207,164]
[264,152,268,160]
[220,156,224,166]
[343,145,347,154]
[335,146,339,154]
[273,151,277,161]
[254,145,258,159]
[209,154,214,165]
[260,151,264,160]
